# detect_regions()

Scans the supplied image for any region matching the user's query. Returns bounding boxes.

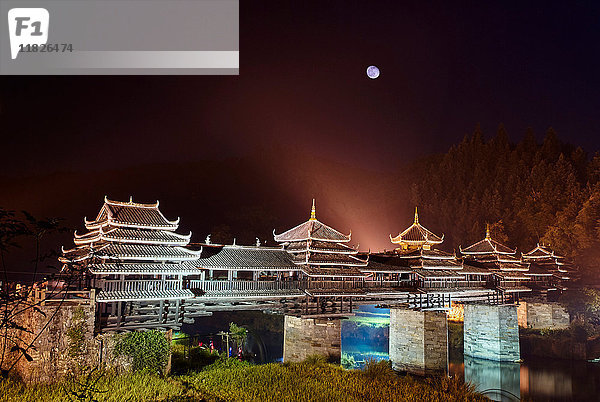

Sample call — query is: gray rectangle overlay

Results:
[0,0,239,75]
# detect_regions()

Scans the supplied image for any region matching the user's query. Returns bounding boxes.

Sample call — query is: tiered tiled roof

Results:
[74,227,191,246]
[460,227,516,255]
[394,245,465,271]
[197,245,300,271]
[63,243,201,262]
[61,197,201,302]
[522,244,577,281]
[88,262,201,275]
[389,207,443,247]
[460,227,528,272]
[522,244,563,260]
[85,196,179,230]
[273,200,367,278]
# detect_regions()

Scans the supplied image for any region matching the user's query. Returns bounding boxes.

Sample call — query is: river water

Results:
[341,305,600,401]
[183,308,600,400]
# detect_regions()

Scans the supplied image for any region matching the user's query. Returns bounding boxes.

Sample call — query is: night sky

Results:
[2,1,600,259]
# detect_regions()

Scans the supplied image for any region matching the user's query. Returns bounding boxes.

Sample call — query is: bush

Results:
[171,344,220,374]
[302,354,328,366]
[113,330,170,374]
[362,359,395,380]
[341,353,356,369]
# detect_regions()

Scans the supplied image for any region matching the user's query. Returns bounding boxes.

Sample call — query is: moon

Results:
[366,65,380,79]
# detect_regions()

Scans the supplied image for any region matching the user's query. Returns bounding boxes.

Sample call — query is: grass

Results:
[0,357,487,402]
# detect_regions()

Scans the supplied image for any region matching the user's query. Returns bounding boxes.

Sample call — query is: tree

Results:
[0,208,84,377]
[229,322,247,353]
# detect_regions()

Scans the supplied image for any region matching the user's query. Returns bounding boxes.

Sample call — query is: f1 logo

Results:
[8,8,49,60]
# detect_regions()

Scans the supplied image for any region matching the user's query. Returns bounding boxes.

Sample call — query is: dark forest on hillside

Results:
[409,126,600,280]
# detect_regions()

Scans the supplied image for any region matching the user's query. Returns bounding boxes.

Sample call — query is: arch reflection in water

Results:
[464,355,520,401]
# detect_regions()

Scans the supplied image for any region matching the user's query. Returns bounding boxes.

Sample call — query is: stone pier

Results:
[517,301,570,329]
[282,315,341,363]
[464,303,520,362]
[389,308,448,375]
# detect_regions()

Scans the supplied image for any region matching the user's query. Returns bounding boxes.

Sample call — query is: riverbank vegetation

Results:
[0,355,486,401]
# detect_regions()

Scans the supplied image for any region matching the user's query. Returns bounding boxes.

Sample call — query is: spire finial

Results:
[485,223,490,239]
[310,199,316,221]
[129,195,133,203]
[414,206,419,224]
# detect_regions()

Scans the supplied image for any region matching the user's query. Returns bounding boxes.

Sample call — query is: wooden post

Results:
[159,300,164,324]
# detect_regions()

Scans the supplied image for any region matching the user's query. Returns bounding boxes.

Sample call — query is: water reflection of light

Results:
[526,366,572,398]
[520,366,529,394]
[448,362,464,377]
[339,304,595,400]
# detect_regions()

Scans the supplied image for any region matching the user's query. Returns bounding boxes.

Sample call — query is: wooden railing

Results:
[363,280,414,288]
[96,278,496,298]
[30,289,95,306]
[188,280,302,293]
[102,279,181,292]
[420,280,488,289]
[306,280,364,290]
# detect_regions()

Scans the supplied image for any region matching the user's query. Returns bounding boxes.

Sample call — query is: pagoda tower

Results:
[60,196,202,330]
[460,225,531,293]
[522,244,576,286]
[459,225,524,270]
[390,207,470,272]
[273,200,367,280]
[389,207,444,251]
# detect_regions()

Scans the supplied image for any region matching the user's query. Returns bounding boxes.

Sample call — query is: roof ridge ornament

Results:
[414,206,419,224]
[310,199,316,221]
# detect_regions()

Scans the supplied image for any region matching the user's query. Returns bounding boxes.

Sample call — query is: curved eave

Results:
[102,237,189,246]
[59,255,90,263]
[74,233,101,245]
[197,265,301,271]
[396,253,454,260]
[97,255,200,262]
[389,222,444,244]
[412,265,464,270]
[303,261,369,267]
[460,249,516,256]
[89,268,201,275]
[390,233,444,245]
[86,219,178,231]
[274,234,351,243]
[286,248,359,255]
